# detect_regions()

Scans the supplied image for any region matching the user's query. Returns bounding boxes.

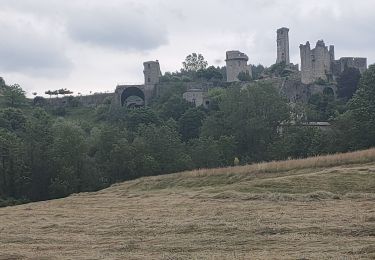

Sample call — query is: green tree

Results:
[251,64,265,80]
[338,64,375,149]
[134,124,192,174]
[238,71,252,82]
[0,129,27,198]
[337,67,361,101]
[49,121,87,198]
[3,84,26,107]
[202,82,289,162]
[33,96,47,107]
[188,136,236,168]
[0,108,27,134]
[24,108,53,200]
[182,53,208,72]
[271,126,330,160]
[178,108,206,141]
[125,107,160,132]
[45,90,53,98]
[307,90,337,121]
[155,94,193,121]
[196,66,223,81]
[58,88,73,96]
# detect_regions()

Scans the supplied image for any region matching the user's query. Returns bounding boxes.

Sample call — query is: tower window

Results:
[148,64,151,69]
[148,77,151,82]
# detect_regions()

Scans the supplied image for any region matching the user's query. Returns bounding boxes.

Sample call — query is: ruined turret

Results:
[276,27,290,64]
[143,60,161,85]
[300,40,332,84]
[225,51,252,82]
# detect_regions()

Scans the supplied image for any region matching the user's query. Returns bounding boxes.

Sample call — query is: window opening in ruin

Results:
[148,64,151,69]
[148,77,151,82]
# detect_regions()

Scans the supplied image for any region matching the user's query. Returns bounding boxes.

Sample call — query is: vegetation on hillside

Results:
[0,57,374,206]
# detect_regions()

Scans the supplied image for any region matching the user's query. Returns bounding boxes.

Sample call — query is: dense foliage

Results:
[0,64,374,206]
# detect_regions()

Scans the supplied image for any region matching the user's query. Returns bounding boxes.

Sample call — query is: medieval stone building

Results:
[300,40,367,84]
[331,57,367,78]
[225,50,252,82]
[115,60,161,107]
[143,60,161,85]
[299,40,334,84]
[276,27,290,64]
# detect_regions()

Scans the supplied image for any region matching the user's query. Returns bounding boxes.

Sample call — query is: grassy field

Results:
[1,149,375,259]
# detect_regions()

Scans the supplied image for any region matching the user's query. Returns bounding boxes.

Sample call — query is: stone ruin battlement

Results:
[300,40,367,84]
[300,40,334,84]
[225,50,249,61]
[225,50,252,82]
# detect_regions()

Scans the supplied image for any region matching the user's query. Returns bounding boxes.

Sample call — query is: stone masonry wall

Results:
[300,40,333,84]
[276,27,290,64]
[225,51,252,82]
[143,61,161,85]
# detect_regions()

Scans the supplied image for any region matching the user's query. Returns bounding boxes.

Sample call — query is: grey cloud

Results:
[0,12,72,77]
[66,7,168,51]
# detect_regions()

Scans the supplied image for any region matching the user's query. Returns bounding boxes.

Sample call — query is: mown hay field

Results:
[1,149,375,259]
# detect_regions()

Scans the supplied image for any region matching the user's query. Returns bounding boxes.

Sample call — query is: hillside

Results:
[1,149,375,259]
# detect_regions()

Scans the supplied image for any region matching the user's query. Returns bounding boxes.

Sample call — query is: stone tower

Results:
[276,27,290,64]
[225,50,252,82]
[300,40,332,84]
[143,60,161,85]
[329,45,335,62]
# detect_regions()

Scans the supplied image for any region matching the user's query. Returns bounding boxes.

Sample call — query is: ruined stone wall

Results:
[331,57,367,80]
[276,27,290,64]
[338,57,367,74]
[182,89,205,107]
[300,41,332,84]
[300,42,313,84]
[225,51,252,82]
[143,61,161,85]
[47,93,114,107]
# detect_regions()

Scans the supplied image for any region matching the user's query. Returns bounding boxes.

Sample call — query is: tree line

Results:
[0,60,374,207]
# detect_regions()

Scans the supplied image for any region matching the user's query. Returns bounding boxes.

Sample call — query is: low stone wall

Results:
[46,93,115,107]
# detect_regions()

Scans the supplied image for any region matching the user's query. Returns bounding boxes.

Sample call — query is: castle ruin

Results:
[225,51,252,82]
[300,40,334,84]
[331,57,367,77]
[115,60,161,107]
[300,40,367,84]
[276,27,290,64]
[42,26,369,109]
[144,61,162,85]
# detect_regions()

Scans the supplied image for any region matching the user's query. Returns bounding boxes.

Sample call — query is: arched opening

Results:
[121,87,145,108]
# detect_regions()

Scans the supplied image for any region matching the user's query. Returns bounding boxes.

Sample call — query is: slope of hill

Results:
[1,149,375,259]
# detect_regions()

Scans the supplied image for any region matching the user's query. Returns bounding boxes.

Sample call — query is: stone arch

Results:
[121,87,145,107]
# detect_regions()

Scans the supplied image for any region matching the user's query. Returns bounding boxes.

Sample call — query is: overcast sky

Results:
[0,0,374,96]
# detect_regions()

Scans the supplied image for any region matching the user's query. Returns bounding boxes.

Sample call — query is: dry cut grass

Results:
[182,148,375,178]
[1,148,375,259]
